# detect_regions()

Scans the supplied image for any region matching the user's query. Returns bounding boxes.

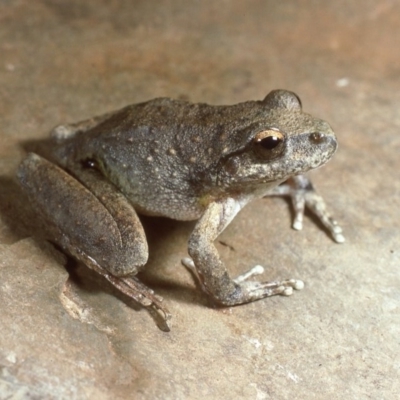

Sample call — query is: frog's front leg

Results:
[184,198,303,306]
[266,175,345,243]
[17,153,171,329]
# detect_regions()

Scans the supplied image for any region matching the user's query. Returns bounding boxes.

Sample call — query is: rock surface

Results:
[0,1,399,399]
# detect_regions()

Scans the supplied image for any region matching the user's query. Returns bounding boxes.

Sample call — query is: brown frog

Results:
[17,90,344,330]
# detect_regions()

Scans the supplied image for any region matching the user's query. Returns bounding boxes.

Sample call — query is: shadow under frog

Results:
[17,90,345,331]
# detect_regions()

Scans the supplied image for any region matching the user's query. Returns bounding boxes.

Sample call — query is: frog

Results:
[17,89,344,331]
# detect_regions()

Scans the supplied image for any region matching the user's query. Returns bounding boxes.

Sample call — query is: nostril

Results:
[310,132,326,143]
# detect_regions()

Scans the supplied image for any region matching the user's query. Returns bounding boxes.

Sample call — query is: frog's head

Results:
[216,90,338,189]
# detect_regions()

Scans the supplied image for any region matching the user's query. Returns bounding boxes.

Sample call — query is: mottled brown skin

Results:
[17,90,344,330]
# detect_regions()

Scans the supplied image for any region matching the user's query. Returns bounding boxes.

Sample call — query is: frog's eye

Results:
[253,130,285,160]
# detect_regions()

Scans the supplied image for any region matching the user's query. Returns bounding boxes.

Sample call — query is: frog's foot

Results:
[233,265,304,298]
[182,257,303,302]
[106,274,172,331]
[85,257,172,331]
[234,278,304,300]
[266,175,345,243]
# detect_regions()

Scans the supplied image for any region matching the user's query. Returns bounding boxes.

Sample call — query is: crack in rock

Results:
[59,278,115,335]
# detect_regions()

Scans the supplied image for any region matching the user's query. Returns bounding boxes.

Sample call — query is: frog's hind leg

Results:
[17,153,171,330]
[75,252,171,331]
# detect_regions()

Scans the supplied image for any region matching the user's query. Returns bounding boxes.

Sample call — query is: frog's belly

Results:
[120,185,205,221]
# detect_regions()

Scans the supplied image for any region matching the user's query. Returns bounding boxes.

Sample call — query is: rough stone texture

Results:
[0,1,399,399]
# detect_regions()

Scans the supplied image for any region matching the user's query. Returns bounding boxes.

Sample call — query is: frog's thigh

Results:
[18,153,148,277]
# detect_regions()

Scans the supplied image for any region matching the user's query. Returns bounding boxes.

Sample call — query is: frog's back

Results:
[52,97,268,220]
[87,97,265,136]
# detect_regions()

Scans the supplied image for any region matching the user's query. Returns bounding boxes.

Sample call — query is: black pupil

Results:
[259,135,281,150]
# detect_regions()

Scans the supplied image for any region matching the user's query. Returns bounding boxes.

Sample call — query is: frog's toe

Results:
[326,218,345,243]
[240,278,304,300]
[233,265,265,283]
[284,278,305,291]
[292,214,304,230]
